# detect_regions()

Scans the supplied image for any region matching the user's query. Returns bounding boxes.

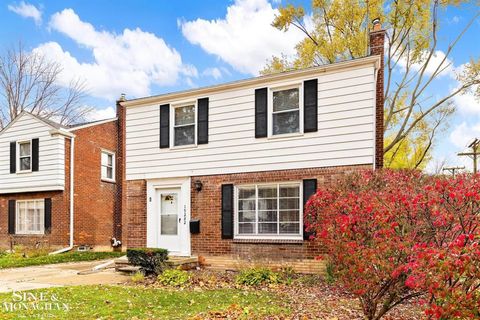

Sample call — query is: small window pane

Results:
[107,154,113,166]
[258,210,277,222]
[174,125,195,146]
[273,111,299,135]
[279,210,300,222]
[20,157,31,171]
[239,211,255,222]
[239,199,255,211]
[280,223,300,234]
[258,198,277,210]
[175,105,195,125]
[258,186,277,198]
[239,223,255,234]
[280,185,299,197]
[239,188,255,199]
[259,223,277,234]
[107,167,113,179]
[273,88,299,112]
[19,142,31,157]
[280,198,300,210]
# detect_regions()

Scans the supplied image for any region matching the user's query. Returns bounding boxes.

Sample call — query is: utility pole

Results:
[442,166,465,177]
[458,138,480,174]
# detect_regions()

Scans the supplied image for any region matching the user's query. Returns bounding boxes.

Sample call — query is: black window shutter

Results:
[159,104,170,148]
[197,98,209,144]
[44,198,52,234]
[303,79,318,132]
[8,200,15,234]
[255,88,268,138]
[221,184,234,239]
[10,142,16,174]
[32,138,39,172]
[303,179,317,240]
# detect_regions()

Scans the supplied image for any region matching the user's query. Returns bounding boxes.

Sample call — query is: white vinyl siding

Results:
[0,113,65,193]
[16,199,45,235]
[125,64,376,180]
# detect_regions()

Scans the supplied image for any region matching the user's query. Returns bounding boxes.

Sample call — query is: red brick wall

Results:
[369,28,386,169]
[125,165,370,260]
[0,139,71,249]
[70,120,119,248]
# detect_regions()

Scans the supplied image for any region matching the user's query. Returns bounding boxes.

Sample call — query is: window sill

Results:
[169,144,198,151]
[267,132,304,140]
[16,170,32,174]
[232,238,304,245]
[13,232,45,236]
[101,178,116,184]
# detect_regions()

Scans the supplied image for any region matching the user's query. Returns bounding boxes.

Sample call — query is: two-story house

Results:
[0,112,122,250]
[118,24,385,269]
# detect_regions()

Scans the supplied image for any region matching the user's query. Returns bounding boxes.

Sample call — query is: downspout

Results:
[50,133,75,254]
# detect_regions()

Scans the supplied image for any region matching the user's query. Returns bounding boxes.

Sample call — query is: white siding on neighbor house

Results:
[125,64,376,181]
[0,113,65,193]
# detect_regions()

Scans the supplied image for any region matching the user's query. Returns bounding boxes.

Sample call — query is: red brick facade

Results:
[0,121,121,250]
[124,165,371,260]
[69,120,120,249]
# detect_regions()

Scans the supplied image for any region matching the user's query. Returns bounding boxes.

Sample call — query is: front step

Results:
[115,255,199,274]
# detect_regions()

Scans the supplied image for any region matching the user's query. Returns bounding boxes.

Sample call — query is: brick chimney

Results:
[369,18,385,169]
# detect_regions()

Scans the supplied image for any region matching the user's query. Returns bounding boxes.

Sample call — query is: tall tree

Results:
[0,43,90,129]
[263,0,480,169]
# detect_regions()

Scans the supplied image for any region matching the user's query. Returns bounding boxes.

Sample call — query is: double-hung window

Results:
[236,183,302,239]
[173,104,196,146]
[271,87,301,136]
[16,199,45,234]
[101,150,115,182]
[18,140,32,172]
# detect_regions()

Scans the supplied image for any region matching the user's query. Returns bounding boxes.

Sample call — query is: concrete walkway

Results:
[0,260,130,292]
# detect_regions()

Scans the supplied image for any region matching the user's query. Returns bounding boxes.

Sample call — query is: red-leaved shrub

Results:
[305,170,480,320]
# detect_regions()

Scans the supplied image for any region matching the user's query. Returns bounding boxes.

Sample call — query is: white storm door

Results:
[157,189,181,253]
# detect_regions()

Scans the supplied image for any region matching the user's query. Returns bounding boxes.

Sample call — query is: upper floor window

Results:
[18,140,32,172]
[16,199,44,235]
[173,104,196,146]
[235,183,302,239]
[101,150,115,182]
[271,87,301,136]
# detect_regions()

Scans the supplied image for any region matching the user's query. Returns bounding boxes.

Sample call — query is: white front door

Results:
[157,188,183,254]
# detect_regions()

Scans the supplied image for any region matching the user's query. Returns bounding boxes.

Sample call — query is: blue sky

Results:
[1,0,479,171]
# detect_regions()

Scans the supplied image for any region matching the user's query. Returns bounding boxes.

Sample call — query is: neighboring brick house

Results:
[0,112,121,250]
[118,25,385,268]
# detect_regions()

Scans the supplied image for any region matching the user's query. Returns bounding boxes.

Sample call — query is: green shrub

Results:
[126,248,168,275]
[131,272,145,283]
[157,269,191,286]
[236,267,282,286]
[325,261,336,284]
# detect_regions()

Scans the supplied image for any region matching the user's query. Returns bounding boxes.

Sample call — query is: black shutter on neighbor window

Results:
[10,142,16,174]
[32,138,39,172]
[197,98,209,144]
[8,200,15,234]
[303,179,317,240]
[221,184,234,239]
[255,88,268,138]
[303,79,318,133]
[159,104,170,149]
[44,198,52,234]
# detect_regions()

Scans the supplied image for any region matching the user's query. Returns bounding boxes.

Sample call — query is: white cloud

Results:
[449,121,480,149]
[8,1,42,25]
[453,87,480,114]
[34,8,195,101]
[180,0,304,75]
[86,106,116,121]
[203,67,222,79]
[396,50,454,77]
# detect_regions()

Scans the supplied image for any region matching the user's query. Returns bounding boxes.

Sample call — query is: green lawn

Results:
[0,251,124,269]
[0,285,288,319]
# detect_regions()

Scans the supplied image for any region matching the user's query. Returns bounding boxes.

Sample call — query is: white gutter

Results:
[50,135,75,255]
